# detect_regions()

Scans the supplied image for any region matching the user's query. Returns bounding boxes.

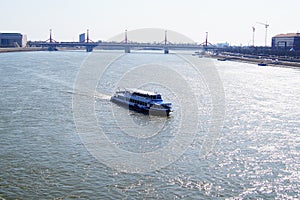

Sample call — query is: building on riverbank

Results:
[79,33,85,42]
[0,33,27,47]
[272,33,300,51]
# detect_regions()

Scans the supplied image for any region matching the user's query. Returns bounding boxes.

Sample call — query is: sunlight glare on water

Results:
[0,51,299,199]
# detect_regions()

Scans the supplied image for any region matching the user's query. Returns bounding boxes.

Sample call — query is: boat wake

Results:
[94,92,111,100]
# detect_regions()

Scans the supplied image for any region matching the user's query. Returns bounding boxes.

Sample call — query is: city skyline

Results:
[1,0,300,46]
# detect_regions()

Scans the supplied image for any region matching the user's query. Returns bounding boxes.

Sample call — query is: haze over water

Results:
[0,51,299,199]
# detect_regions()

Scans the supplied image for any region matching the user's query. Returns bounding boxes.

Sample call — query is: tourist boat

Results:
[110,88,172,116]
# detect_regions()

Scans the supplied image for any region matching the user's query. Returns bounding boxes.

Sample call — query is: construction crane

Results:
[257,21,269,47]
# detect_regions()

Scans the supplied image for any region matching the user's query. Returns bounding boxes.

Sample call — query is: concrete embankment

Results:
[209,54,300,68]
[0,47,47,53]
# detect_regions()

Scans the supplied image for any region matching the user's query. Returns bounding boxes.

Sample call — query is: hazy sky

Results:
[1,0,299,46]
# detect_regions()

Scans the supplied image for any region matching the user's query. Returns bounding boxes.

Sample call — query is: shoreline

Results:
[1,48,300,69]
[0,47,47,53]
[0,47,87,53]
[208,54,300,68]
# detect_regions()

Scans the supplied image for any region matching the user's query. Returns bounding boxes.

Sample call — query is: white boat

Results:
[110,88,172,116]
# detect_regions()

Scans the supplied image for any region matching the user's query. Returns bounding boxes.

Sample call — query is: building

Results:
[79,33,85,43]
[272,33,300,51]
[0,33,27,47]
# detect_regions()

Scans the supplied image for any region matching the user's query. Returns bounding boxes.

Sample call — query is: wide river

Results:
[0,50,299,199]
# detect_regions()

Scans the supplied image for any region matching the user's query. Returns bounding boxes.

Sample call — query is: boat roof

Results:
[125,88,158,96]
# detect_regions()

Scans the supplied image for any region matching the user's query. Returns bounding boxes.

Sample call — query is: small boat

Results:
[110,88,172,116]
[217,58,227,61]
[258,62,267,66]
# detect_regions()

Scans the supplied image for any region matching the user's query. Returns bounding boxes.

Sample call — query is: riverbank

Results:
[208,53,300,68]
[0,47,47,53]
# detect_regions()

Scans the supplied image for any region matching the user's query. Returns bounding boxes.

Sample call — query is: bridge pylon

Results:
[86,29,90,43]
[124,29,130,53]
[200,32,215,50]
[164,30,169,54]
[45,29,58,51]
[158,30,172,54]
[84,29,97,52]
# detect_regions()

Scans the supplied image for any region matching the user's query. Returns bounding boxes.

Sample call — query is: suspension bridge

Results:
[27,29,215,53]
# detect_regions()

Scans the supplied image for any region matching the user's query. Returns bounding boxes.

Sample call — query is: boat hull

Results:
[258,63,267,66]
[111,97,171,117]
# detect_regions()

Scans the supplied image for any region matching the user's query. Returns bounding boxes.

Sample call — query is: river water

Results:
[0,51,299,199]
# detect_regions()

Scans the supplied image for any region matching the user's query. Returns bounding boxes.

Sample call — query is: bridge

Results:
[27,29,215,53]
